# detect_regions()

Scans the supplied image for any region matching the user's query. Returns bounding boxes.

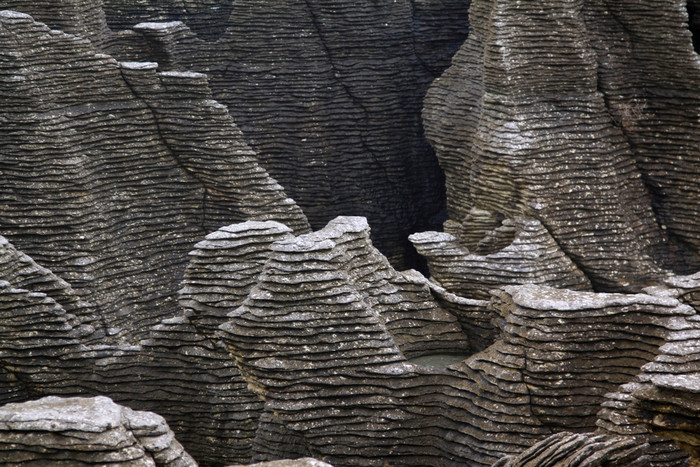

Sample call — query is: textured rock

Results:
[410,216,592,300]
[0,10,308,338]
[0,395,196,466]
[219,259,695,465]
[491,432,651,467]
[212,216,469,361]
[227,460,333,467]
[119,0,470,268]
[623,293,700,465]
[0,9,310,465]
[423,0,700,290]
[0,235,263,465]
[595,383,690,466]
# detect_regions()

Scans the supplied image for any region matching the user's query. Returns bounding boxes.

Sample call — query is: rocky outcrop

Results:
[210,216,469,360]
[423,0,700,290]
[0,396,196,466]
[118,0,470,268]
[410,216,592,300]
[0,10,308,339]
[491,432,651,467]
[217,234,696,465]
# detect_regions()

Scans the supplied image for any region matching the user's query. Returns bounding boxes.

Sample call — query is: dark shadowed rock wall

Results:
[106,0,470,268]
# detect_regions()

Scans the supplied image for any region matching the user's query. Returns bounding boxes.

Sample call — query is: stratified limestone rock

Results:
[0,0,110,47]
[582,0,700,267]
[210,216,468,361]
[219,261,695,465]
[227,460,333,467]
[622,296,700,465]
[423,0,700,289]
[410,217,592,300]
[490,284,695,432]
[630,373,700,464]
[0,395,196,466]
[491,432,651,467]
[420,278,494,353]
[0,235,101,335]
[0,238,262,465]
[595,383,690,466]
[0,10,308,338]
[124,0,470,268]
[179,221,295,339]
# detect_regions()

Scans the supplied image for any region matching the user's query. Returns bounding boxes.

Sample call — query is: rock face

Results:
[423,0,700,290]
[215,225,698,465]
[491,432,651,467]
[0,396,196,466]
[115,0,470,267]
[0,9,308,338]
[410,216,592,300]
[2,0,700,466]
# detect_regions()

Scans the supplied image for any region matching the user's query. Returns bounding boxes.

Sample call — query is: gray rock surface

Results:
[118,0,470,268]
[422,0,700,290]
[0,395,196,466]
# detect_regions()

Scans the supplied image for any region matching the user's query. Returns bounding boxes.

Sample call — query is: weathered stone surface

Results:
[595,383,690,466]
[0,9,308,339]
[410,216,592,300]
[491,432,651,467]
[0,395,196,466]
[0,9,310,466]
[227,460,333,467]
[0,235,263,465]
[212,216,469,361]
[622,288,700,464]
[117,0,470,268]
[423,0,700,290]
[218,246,695,465]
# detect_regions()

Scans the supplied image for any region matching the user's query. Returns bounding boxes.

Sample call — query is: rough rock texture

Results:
[423,0,700,290]
[227,460,333,467]
[0,9,312,466]
[0,395,196,466]
[410,216,592,300]
[117,0,471,268]
[208,216,469,360]
[491,432,651,467]
[218,239,696,466]
[622,276,700,465]
[0,9,308,339]
[596,383,690,466]
[0,233,264,465]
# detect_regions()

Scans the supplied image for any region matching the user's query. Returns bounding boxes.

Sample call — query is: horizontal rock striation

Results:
[410,217,592,300]
[491,432,651,467]
[0,395,196,466]
[214,216,469,361]
[422,0,700,290]
[123,0,471,268]
[0,10,308,338]
[220,264,696,465]
[179,221,295,340]
[582,0,700,270]
[595,382,690,466]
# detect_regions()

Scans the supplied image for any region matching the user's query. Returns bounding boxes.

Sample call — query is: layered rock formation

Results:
[423,0,700,290]
[0,396,196,466]
[2,0,700,466]
[113,0,471,267]
[0,9,308,339]
[491,432,651,467]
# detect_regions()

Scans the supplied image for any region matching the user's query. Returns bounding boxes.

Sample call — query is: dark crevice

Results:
[688,0,700,53]
[300,0,402,195]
